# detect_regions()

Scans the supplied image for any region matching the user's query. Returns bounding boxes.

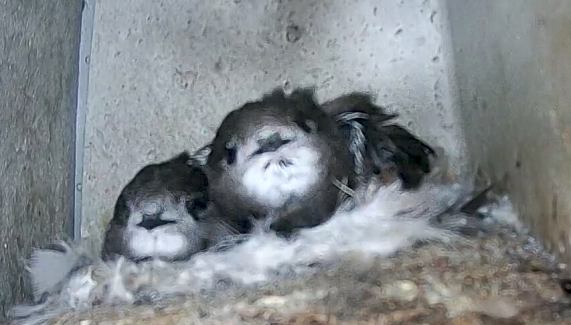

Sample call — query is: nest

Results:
[11,183,571,324]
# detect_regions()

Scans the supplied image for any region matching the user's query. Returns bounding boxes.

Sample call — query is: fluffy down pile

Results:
[11,180,474,325]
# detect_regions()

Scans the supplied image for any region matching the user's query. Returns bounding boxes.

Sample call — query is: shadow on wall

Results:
[446,0,571,263]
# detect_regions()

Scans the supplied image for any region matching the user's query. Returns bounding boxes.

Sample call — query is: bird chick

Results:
[205,88,437,237]
[101,152,210,262]
[322,92,436,190]
[206,88,353,237]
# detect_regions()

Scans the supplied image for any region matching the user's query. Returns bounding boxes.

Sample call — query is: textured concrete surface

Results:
[81,0,466,251]
[0,0,81,318]
[446,1,571,263]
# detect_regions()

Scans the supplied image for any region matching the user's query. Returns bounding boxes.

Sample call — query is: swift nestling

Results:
[102,152,210,262]
[206,89,353,237]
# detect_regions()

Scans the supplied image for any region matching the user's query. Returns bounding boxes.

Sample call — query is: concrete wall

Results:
[446,1,571,262]
[0,0,569,317]
[0,0,81,317]
[81,0,466,250]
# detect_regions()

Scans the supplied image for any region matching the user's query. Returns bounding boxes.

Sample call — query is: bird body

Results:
[101,152,210,262]
[205,88,436,236]
[206,89,353,236]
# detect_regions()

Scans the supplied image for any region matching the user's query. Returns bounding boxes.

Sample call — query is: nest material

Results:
[11,183,571,325]
[51,225,568,325]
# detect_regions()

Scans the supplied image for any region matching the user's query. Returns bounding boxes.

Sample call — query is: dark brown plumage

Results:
[200,88,436,237]
[322,92,435,189]
[102,152,210,262]
[206,88,353,237]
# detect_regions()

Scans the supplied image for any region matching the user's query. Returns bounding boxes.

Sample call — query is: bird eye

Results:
[297,119,317,134]
[185,197,208,221]
[225,146,237,165]
[224,138,238,165]
[185,198,208,212]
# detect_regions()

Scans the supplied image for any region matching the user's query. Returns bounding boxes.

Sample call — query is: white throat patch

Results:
[127,226,187,259]
[124,200,198,259]
[241,143,322,208]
